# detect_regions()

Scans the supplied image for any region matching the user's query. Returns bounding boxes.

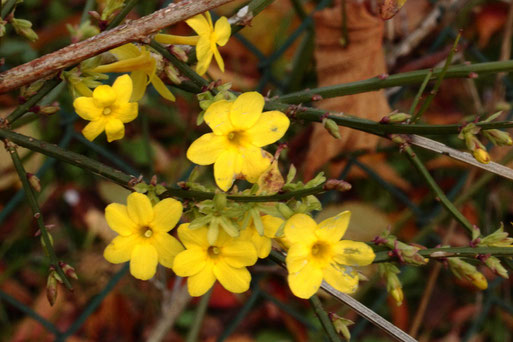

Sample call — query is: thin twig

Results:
[409,70,432,119]
[309,295,341,342]
[186,288,213,342]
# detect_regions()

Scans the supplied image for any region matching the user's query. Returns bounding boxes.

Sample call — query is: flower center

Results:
[227,131,245,145]
[103,107,112,116]
[310,241,332,263]
[142,227,153,238]
[207,246,221,258]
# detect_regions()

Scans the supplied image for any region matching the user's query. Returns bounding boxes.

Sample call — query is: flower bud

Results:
[378,263,404,306]
[322,118,341,139]
[27,173,41,192]
[46,272,58,306]
[213,193,227,211]
[390,287,404,306]
[448,257,488,290]
[483,129,513,146]
[169,45,188,62]
[479,225,513,247]
[380,112,411,124]
[484,256,508,279]
[329,313,353,341]
[164,64,182,84]
[39,104,60,116]
[324,179,352,192]
[473,148,490,164]
[11,18,38,42]
[59,261,79,280]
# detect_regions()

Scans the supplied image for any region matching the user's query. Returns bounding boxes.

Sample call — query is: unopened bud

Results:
[467,271,488,290]
[213,193,227,211]
[380,112,411,124]
[329,313,353,341]
[59,261,78,280]
[448,257,488,290]
[11,18,38,42]
[164,64,182,84]
[390,287,404,306]
[473,148,490,164]
[484,256,508,279]
[27,173,41,192]
[483,129,513,146]
[322,118,341,139]
[39,104,60,116]
[169,45,188,62]
[324,179,352,192]
[46,272,58,306]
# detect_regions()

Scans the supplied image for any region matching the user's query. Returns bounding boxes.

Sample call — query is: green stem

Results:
[404,145,474,233]
[106,0,139,29]
[141,113,154,174]
[277,60,513,104]
[1,0,16,19]
[80,0,96,23]
[186,287,213,342]
[0,128,327,202]
[3,140,72,290]
[309,295,341,342]
[409,70,432,120]
[413,32,461,122]
[231,0,277,34]
[373,246,513,263]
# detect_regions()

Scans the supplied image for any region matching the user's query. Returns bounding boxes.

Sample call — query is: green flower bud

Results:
[46,271,58,306]
[322,118,341,139]
[483,129,513,146]
[484,256,508,279]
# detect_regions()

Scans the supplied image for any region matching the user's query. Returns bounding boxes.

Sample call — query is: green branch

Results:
[4,140,73,290]
[1,0,16,19]
[373,246,513,263]
[310,295,342,342]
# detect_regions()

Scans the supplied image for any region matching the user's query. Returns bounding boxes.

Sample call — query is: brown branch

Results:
[0,0,236,93]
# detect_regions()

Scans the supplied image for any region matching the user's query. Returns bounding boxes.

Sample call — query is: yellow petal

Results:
[284,213,317,245]
[73,97,102,121]
[150,198,183,232]
[130,244,158,280]
[177,224,210,249]
[151,74,176,101]
[204,100,234,135]
[82,118,106,141]
[286,243,310,273]
[93,52,153,74]
[230,92,264,131]
[127,192,154,226]
[262,215,284,238]
[104,234,141,264]
[173,247,207,276]
[110,43,142,60]
[205,12,213,28]
[251,231,272,259]
[152,232,184,268]
[187,133,229,165]
[195,37,213,76]
[244,111,290,147]
[105,118,125,142]
[333,240,375,266]
[187,262,216,296]
[212,46,224,72]
[317,211,351,242]
[112,102,138,123]
[186,13,211,37]
[323,264,359,294]
[214,149,237,191]
[93,85,116,107]
[130,70,148,102]
[111,74,133,103]
[236,146,271,183]
[213,262,251,293]
[214,16,231,46]
[154,33,200,45]
[287,261,323,299]
[105,203,138,236]
[222,240,258,267]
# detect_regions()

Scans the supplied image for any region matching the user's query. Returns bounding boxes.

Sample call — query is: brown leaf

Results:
[303,2,391,180]
[475,3,508,48]
[379,0,408,20]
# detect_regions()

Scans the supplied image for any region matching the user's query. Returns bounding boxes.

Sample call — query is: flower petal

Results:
[186,133,230,165]
[214,149,237,191]
[82,119,106,141]
[317,211,351,242]
[250,230,272,259]
[105,203,138,236]
[126,192,154,226]
[212,46,224,72]
[214,16,231,46]
[173,247,207,277]
[222,240,258,267]
[262,215,284,238]
[244,111,290,147]
[333,240,375,266]
[213,262,251,294]
[204,100,234,135]
[111,74,133,103]
[150,198,183,232]
[187,262,216,296]
[186,13,211,37]
[286,243,311,273]
[110,43,142,60]
[105,118,125,142]
[151,75,176,101]
[236,146,271,183]
[323,264,359,294]
[112,102,138,123]
[154,34,199,45]
[195,37,213,76]
[73,97,102,121]
[152,232,184,268]
[130,244,158,280]
[177,224,210,249]
[130,70,148,102]
[287,261,323,299]
[104,234,141,264]
[93,85,116,107]
[230,92,264,131]
[284,213,317,245]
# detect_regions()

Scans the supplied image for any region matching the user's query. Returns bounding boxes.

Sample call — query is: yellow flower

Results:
[173,223,258,296]
[284,212,375,299]
[92,43,175,102]
[187,92,290,191]
[473,148,491,164]
[73,74,138,142]
[104,192,184,280]
[240,215,283,258]
[155,12,231,75]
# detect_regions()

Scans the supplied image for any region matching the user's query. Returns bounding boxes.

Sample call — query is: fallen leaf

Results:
[379,0,408,20]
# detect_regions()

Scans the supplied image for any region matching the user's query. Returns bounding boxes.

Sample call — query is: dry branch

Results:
[0,0,236,93]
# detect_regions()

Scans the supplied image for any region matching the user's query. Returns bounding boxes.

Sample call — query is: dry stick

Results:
[0,0,237,93]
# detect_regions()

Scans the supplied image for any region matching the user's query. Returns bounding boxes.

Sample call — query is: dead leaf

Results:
[475,3,508,48]
[303,2,391,180]
[379,0,408,20]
